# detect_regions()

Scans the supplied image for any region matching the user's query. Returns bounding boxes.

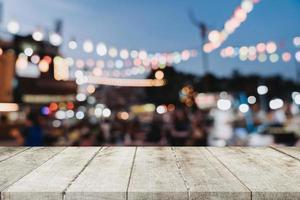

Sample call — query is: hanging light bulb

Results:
[7,20,20,34]
[68,39,78,50]
[32,29,44,41]
[83,40,94,53]
[49,32,63,46]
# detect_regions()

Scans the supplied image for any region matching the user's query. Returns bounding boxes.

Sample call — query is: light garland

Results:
[203,0,260,53]
[86,76,166,87]
[220,38,300,63]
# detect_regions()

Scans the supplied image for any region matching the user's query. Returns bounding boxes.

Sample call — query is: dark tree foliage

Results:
[145,67,300,105]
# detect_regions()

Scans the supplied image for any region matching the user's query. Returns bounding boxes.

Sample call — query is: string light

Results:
[32,29,44,41]
[155,70,164,80]
[221,40,295,63]
[83,40,94,53]
[49,32,63,46]
[293,37,300,47]
[68,40,78,50]
[0,103,19,112]
[38,60,49,72]
[204,0,260,53]
[7,20,20,34]
[108,47,118,58]
[86,76,166,87]
[295,51,300,62]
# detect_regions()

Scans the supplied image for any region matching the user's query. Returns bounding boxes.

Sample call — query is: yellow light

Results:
[87,76,166,87]
[0,103,19,112]
[208,30,221,43]
[108,47,118,58]
[266,42,277,54]
[118,111,129,120]
[155,70,164,80]
[120,49,129,59]
[38,60,49,72]
[87,84,96,94]
[54,57,69,81]
[203,43,213,53]
[16,54,28,70]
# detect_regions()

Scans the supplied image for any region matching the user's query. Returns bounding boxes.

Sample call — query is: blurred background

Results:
[0,0,300,147]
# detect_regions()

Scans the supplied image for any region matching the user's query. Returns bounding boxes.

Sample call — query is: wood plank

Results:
[127,147,188,200]
[272,147,300,161]
[0,147,65,193]
[0,147,28,162]
[65,147,136,200]
[174,147,250,200]
[208,147,300,200]
[2,147,100,200]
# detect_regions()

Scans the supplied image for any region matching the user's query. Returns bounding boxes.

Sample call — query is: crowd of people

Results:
[5,102,300,147]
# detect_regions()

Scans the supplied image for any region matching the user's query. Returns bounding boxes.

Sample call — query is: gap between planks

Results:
[270,146,300,161]
[0,147,67,200]
[171,147,191,200]
[125,147,138,200]
[206,147,253,199]
[62,147,104,200]
[0,147,30,163]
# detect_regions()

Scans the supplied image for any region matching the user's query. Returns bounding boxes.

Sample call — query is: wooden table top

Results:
[0,147,299,200]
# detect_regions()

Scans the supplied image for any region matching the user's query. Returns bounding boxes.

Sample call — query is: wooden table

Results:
[0,147,299,200]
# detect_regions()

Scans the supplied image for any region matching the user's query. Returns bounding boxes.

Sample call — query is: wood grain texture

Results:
[65,147,136,200]
[127,147,188,200]
[208,147,300,200]
[2,147,100,200]
[272,147,300,161]
[0,147,299,200]
[0,147,28,162]
[174,147,250,200]
[0,147,65,193]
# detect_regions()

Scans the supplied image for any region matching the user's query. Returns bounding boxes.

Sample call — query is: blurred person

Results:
[208,108,234,146]
[271,108,287,124]
[0,115,8,125]
[100,119,111,144]
[187,111,207,146]
[79,124,94,146]
[128,117,146,145]
[146,113,163,144]
[169,109,191,146]
[22,111,44,146]
[9,128,24,146]
[110,118,127,145]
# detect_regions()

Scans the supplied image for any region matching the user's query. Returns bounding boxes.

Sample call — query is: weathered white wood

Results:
[0,147,65,193]
[272,147,300,161]
[2,147,100,200]
[208,147,300,200]
[65,147,136,200]
[173,147,250,200]
[127,147,188,200]
[0,147,28,162]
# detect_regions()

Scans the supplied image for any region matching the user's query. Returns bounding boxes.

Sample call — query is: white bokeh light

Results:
[239,104,250,113]
[257,85,268,95]
[7,20,20,34]
[217,99,232,111]
[247,96,257,104]
[269,98,284,110]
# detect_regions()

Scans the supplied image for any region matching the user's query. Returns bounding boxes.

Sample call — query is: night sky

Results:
[2,0,300,79]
